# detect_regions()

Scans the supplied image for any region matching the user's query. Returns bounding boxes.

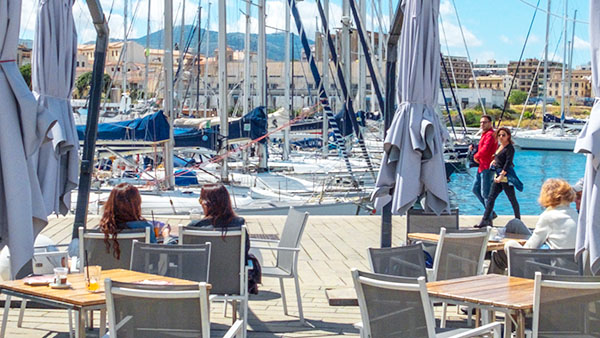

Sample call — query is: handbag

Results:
[467,143,479,168]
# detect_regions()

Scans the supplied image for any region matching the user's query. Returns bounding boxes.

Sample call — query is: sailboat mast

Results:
[560,0,568,132]
[218,0,229,180]
[566,10,577,118]
[542,0,550,133]
[123,0,128,99]
[321,0,329,159]
[163,0,175,189]
[177,0,186,118]
[358,0,366,111]
[196,5,201,116]
[144,0,151,101]
[284,0,291,161]
[204,2,211,118]
[243,0,251,117]
[258,0,266,107]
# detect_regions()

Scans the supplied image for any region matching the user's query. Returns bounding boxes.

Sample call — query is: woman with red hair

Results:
[99,183,168,259]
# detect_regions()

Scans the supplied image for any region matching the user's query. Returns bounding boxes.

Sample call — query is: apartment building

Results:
[507,58,562,97]
[440,55,472,87]
[547,68,593,104]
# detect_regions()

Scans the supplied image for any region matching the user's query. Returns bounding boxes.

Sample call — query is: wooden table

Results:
[0,269,198,338]
[408,232,528,251]
[427,274,534,338]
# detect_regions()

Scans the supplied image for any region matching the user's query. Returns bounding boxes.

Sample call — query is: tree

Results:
[20,64,31,89]
[508,90,528,105]
[74,71,112,98]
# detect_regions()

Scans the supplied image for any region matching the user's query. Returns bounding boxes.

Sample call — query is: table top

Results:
[427,274,534,311]
[408,232,528,251]
[0,269,200,308]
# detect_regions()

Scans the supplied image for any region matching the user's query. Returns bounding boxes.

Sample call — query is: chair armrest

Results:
[223,319,244,338]
[426,268,435,282]
[251,245,300,252]
[250,238,280,244]
[444,321,501,338]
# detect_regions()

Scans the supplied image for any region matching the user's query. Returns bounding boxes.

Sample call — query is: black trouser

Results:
[482,182,521,221]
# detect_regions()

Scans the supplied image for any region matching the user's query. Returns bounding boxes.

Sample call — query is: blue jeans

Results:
[472,169,493,209]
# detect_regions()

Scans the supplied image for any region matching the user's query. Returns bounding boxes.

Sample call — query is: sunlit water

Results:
[448,150,586,216]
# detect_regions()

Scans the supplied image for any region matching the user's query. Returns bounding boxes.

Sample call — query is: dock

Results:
[3,214,540,337]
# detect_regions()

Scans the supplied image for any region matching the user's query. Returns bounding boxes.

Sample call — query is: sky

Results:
[19,0,592,67]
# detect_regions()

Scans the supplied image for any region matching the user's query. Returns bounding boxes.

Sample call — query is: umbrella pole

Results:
[72,0,109,241]
[380,1,403,248]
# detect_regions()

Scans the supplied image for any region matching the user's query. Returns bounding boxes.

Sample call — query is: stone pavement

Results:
[2,214,539,337]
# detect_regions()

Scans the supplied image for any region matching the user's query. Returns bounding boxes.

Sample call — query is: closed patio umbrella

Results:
[0,0,55,277]
[372,0,449,215]
[575,0,600,275]
[32,0,79,216]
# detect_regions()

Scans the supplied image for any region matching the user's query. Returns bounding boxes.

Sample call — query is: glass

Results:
[85,265,102,292]
[53,267,68,285]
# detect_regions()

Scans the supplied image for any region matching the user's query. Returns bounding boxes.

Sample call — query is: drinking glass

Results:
[53,267,68,285]
[85,265,102,292]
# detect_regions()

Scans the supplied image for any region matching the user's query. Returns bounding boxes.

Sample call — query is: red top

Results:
[474,129,497,173]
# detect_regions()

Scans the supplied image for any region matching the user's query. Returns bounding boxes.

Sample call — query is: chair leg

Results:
[242,298,248,338]
[279,278,288,316]
[223,300,228,317]
[441,302,447,328]
[67,309,73,338]
[293,274,304,324]
[17,299,27,327]
[0,295,12,338]
[99,309,106,337]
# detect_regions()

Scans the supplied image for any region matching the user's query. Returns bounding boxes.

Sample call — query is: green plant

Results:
[463,110,480,127]
[19,64,31,89]
[508,90,528,105]
[74,72,112,99]
[523,110,535,119]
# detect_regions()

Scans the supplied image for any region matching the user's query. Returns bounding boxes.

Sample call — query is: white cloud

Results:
[574,36,590,50]
[474,51,496,64]
[439,0,454,16]
[500,35,511,44]
[438,20,482,47]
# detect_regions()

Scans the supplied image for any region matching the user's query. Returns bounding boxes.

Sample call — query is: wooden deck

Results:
[3,214,539,337]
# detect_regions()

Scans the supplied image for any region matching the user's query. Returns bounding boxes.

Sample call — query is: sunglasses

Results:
[498,134,508,137]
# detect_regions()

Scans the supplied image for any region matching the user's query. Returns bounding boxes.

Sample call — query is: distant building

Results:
[547,68,593,104]
[16,44,31,67]
[439,88,505,109]
[472,59,507,76]
[440,55,472,87]
[507,58,562,98]
[469,75,516,98]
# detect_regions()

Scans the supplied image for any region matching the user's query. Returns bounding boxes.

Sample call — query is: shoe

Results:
[474,220,493,228]
[460,306,476,315]
[492,211,498,220]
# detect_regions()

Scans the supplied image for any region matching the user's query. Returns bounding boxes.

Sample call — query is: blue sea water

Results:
[447,150,586,216]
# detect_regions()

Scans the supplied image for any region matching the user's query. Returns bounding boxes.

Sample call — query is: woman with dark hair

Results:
[99,183,169,259]
[476,127,523,227]
[187,183,249,254]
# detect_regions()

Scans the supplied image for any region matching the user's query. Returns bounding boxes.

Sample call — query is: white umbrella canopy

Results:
[0,0,55,277]
[32,0,79,216]
[372,0,449,215]
[575,0,600,275]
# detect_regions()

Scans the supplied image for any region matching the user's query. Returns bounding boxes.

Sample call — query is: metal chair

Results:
[251,207,309,324]
[351,269,501,338]
[367,243,427,279]
[179,224,248,338]
[507,247,581,279]
[104,279,243,338]
[130,242,211,282]
[532,272,600,337]
[429,227,490,327]
[406,208,459,239]
[79,227,151,270]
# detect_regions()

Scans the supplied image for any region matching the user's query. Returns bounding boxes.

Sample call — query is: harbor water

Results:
[448,149,586,217]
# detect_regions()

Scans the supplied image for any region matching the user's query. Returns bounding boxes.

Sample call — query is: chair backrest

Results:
[406,208,459,240]
[179,225,245,295]
[105,279,210,338]
[351,269,436,338]
[368,243,427,279]
[431,227,489,282]
[533,272,600,337]
[276,207,309,273]
[130,242,211,282]
[79,227,150,270]
[507,247,581,279]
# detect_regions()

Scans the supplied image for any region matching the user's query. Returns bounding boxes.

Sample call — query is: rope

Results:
[0,60,15,63]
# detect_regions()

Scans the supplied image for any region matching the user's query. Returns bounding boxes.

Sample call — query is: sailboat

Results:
[513,0,581,151]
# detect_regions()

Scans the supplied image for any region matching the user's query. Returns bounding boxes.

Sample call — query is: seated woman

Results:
[488,178,578,274]
[187,183,250,259]
[99,183,170,259]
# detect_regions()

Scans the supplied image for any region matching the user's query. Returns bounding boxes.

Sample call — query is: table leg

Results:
[99,309,106,336]
[517,311,526,338]
[503,314,513,338]
[0,295,12,338]
[77,310,86,338]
